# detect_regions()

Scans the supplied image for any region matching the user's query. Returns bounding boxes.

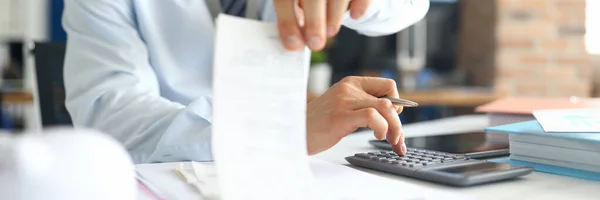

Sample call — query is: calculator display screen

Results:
[435,162,513,176]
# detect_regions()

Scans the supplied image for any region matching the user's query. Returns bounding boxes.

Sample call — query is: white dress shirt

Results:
[62,0,430,164]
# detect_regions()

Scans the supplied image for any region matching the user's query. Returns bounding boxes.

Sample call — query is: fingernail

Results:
[307,36,322,49]
[351,11,363,19]
[327,26,335,36]
[401,143,407,155]
[286,35,302,47]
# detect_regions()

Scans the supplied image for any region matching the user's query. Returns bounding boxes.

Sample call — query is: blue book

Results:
[484,120,600,143]
[485,120,600,181]
[489,157,600,181]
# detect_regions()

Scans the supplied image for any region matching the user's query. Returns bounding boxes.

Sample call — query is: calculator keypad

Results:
[355,148,468,167]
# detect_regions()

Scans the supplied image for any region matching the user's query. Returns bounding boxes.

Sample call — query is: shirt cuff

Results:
[342,0,430,36]
[134,96,214,163]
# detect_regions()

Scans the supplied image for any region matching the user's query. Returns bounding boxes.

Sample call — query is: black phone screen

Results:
[371,132,509,155]
[404,132,509,154]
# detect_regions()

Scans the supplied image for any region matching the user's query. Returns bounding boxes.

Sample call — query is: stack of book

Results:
[475,97,600,127]
[485,109,600,180]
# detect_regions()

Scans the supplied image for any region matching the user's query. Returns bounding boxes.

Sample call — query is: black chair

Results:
[31,42,73,126]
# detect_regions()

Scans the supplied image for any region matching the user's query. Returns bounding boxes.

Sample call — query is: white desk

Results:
[137,115,600,200]
[313,116,600,200]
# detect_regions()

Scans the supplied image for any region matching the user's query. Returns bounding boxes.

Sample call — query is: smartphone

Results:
[369,132,510,159]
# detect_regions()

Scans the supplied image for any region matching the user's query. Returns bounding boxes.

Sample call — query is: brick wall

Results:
[458,0,592,97]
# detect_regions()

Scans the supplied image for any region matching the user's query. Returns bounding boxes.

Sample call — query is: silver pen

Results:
[383,97,419,107]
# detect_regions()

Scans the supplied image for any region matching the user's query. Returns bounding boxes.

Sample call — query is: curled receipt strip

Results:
[173,162,221,200]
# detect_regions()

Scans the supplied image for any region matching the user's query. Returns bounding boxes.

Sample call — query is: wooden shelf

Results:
[397,89,504,107]
[3,92,34,103]
[308,88,504,107]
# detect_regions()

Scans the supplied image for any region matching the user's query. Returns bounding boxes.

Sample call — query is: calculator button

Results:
[391,161,401,164]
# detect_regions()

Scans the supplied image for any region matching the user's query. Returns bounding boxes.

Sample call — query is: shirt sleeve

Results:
[341,0,430,36]
[63,0,213,164]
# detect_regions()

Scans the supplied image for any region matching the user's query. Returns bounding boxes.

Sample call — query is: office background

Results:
[0,0,599,132]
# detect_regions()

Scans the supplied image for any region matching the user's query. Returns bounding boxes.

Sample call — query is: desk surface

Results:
[314,130,600,200]
[137,115,600,200]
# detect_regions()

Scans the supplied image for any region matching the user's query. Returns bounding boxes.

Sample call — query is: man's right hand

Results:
[306,76,405,156]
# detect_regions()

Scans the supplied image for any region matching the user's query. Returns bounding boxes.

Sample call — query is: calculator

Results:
[345,148,533,187]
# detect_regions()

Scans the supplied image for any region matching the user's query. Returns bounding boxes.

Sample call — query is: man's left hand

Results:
[273,0,372,51]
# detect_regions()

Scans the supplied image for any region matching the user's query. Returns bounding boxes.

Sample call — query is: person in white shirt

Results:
[62,0,430,163]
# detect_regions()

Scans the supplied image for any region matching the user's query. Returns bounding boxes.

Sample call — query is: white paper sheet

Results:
[533,108,600,132]
[211,14,317,200]
[136,162,214,200]
[135,158,469,200]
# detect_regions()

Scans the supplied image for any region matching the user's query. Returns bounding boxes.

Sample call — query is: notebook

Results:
[484,120,600,144]
[509,140,600,166]
[532,108,600,133]
[485,120,600,181]
[490,157,600,181]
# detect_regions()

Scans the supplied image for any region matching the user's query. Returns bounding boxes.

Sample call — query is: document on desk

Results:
[134,159,469,200]
[533,108,600,132]
[211,14,317,200]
